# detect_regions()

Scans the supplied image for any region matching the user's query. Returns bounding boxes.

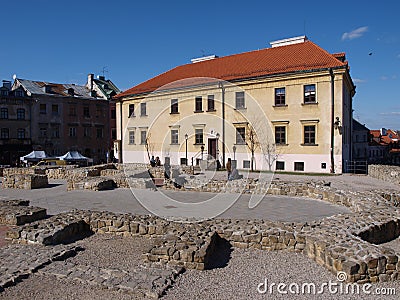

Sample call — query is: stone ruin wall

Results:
[369,164,400,185]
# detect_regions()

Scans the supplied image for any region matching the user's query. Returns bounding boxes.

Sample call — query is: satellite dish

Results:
[12,74,17,80]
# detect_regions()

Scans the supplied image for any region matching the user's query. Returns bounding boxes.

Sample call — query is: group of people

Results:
[226,158,241,181]
[149,156,161,167]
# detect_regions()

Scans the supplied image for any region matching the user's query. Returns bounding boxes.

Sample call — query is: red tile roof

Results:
[116,40,348,99]
[370,129,399,144]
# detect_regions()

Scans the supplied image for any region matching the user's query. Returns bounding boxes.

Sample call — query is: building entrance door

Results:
[208,138,217,159]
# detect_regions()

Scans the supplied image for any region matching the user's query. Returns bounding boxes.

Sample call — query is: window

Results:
[17,108,25,120]
[236,127,246,144]
[141,130,147,145]
[140,103,147,116]
[111,109,116,119]
[275,126,286,144]
[171,99,178,114]
[15,90,23,97]
[1,90,8,96]
[207,95,215,111]
[304,84,316,104]
[40,104,46,114]
[0,108,8,119]
[52,104,59,115]
[96,127,103,138]
[83,106,90,118]
[0,128,9,139]
[69,127,77,137]
[17,128,25,139]
[69,105,77,116]
[195,128,203,144]
[128,104,135,117]
[84,127,91,137]
[294,162,304,171]
[195,96,203,112]
[171,129,179,144]
[96,107,103,118]
[275,88,286,106]
[52,126,60,138]
[129,130,135,144]
[243,160,251,168]
[276,161,285,170]
[111,129,117,140]
[304,125,316,145]
[40,127,47,138]
[235,91,245,109]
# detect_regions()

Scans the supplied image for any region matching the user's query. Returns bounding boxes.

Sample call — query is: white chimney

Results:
[87,73,94,91]
[270,36,308,48]
[380,128,387,136]
[191,55,218,63]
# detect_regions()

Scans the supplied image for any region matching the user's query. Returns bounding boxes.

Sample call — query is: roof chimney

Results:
[88,73,94,91]
[191,55,218,64]
[270,35,308,48]
[2,80,11,90]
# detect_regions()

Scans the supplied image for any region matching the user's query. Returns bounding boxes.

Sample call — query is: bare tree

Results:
[144,132,154,161]
[261,139,279,171]
[245,124,260,172]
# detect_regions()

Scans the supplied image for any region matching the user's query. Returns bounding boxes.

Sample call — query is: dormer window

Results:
[15,90,23,97]
[43,85,51,93]
[91,90,97,97]
[68,88,74,96]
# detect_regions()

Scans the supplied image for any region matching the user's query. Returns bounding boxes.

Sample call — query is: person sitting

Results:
[229,168,243,180]
[150,156,156,167]
[155,156,161,166]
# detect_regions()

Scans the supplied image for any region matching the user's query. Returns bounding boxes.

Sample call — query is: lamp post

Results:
[233,145,236,161]
[185,133,188,166]
[216,133,220,158]
[201,145,204,160]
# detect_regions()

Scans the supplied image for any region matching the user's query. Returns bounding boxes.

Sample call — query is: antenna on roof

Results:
[101,66,108,77]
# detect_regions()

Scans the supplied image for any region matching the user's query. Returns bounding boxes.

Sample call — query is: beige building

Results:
[114,36,355,173]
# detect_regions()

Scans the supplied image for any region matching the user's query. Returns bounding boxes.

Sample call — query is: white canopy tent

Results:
[58,151,89,161]
[20,151,48,163]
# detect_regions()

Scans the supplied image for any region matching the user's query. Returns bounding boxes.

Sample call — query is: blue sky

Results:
[0,0,399,130]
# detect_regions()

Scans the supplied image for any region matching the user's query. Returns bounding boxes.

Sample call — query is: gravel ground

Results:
[1,236,399,300]
[164,248,400,300]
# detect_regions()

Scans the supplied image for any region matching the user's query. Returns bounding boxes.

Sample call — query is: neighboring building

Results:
[369,128,400,165]
[0,80,32,165]
[86,74,120,161]
[114,36,355,173]
[352,119,369,161]
[12,77,113,163]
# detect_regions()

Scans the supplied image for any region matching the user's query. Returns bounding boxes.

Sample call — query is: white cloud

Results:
[353,78,366,83]
[379,112,400,116]
[381,76,388,81]
[341,26,368,41]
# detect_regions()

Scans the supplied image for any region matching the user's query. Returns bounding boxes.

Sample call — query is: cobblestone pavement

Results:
[0,225,11,248]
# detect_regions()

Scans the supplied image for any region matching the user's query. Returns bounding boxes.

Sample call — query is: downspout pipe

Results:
[219,82,226,168]
[330,68,335,173]
[119,99,123,163]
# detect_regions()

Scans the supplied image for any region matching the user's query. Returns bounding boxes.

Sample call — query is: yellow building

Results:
[114,36,355,173]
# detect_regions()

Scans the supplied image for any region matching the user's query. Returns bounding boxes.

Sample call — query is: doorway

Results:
[208,138,217,159]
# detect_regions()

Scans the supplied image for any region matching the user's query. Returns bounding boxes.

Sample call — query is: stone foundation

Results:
[369,164,400,184]
[2,174,48,189]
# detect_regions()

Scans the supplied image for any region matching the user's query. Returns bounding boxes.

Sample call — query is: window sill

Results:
[234,143,246,146]
[301,143,319,146]
[170,143,179,146]
[128,143,136,145]
[194,143,205,146]
[301,102,318,106]
[234,107,247,111]
[170,112,180,115]
[276,143,289,146]
[207,109,216,112]
[193,110,204,113]
[273,104,288,108]
[140,114,148,117]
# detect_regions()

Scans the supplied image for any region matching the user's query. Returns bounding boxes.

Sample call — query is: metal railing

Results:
[344,160,368,174]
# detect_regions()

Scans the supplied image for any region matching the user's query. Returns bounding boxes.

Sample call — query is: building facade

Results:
[352,119,369,161]
[115,36,355,173]
[0,80,32,165]
[11,77,116,163]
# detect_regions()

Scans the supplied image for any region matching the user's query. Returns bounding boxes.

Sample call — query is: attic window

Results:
[91,90,97,97]
[43,85,51,93]
[68,88,75,96]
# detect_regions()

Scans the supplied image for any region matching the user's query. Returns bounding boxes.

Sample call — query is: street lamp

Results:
[216,133,220,158]
[185,133,188,166]
[201,145,204,160]
[233,145,236,161]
